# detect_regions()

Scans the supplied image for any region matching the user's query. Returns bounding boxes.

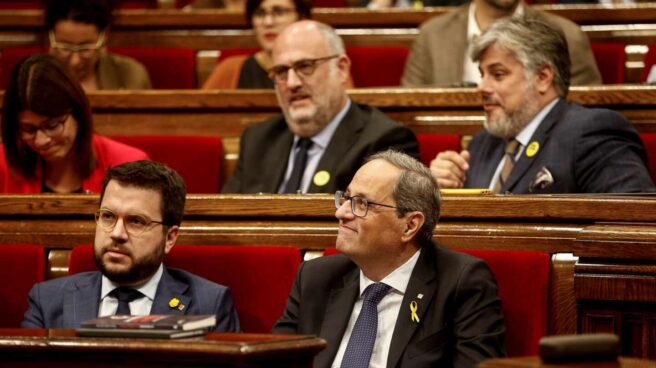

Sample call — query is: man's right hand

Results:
[430,150,471,188]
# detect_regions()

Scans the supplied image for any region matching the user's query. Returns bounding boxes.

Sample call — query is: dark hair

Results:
[100,161,187,227]
[245,0,311,27]
[45,0,114,31]
[366,150,440,245]
[1,53,95,180]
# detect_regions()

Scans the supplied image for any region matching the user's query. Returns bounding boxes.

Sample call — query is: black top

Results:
[237,55,275,89]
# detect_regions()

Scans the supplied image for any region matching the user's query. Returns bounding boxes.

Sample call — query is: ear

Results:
[534,64,555,94]
[336,54,352,85]
[163,225,179,254]
[400,211,425,243]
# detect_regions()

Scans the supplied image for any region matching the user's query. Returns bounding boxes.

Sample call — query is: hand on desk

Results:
[430,150,470,189]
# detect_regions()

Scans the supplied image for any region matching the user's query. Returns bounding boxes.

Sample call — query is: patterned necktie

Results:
[493,139,520,194]
[340,282,391,368]
[283,138,313,194]
[110,287,144,315]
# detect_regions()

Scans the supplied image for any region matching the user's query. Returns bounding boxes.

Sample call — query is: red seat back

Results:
[323,247,550,356]
[346,46,409,87]
[0,47,196,89]
[111,135,223,193]
[69,244,301,333]
[0,245,45,327]
[640,133,656,184]
[416,133,462,167]
[591,43,625,84]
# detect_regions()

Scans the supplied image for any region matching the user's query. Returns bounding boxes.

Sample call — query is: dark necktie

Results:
[493,139,520,194]
[283,138,313,194]
[340,282,391,368]
[110,287,143,315]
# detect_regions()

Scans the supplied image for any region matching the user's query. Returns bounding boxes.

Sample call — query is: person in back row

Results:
[430,17,654,194]
[23,160,240,332]
[0,54,148,193]
[46,0,151,90]
[222,20,418,194]
[402,0,601,87]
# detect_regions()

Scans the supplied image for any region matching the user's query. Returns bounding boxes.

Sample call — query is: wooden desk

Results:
[478,356,656,368]
[0,328,326,368]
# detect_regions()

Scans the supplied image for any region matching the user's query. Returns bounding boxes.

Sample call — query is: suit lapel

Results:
[308,103,365,192]
[315,268,360,368]
[387,247,439,368]
[151,268,191,315]
[262,120,295,192]
[66,273,102,327]
[504,99,566,192]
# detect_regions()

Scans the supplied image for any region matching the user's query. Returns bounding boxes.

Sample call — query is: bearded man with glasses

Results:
[222,20,418,194]
[46,0,151,91]
[274,150,506,368]
[23,161,240,332]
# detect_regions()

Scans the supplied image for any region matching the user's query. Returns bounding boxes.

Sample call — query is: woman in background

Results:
[0,54,149,193]
[202,0,311,89]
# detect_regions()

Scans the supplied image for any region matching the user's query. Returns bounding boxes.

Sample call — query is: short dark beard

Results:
[94,240,165,285]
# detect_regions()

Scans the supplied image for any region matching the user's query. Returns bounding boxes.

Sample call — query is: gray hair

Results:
[471,16,571,97]
[366,150,440,244]
[314,22,346,55]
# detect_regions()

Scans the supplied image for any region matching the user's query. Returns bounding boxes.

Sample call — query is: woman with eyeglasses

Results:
[46,0,151,91]
[0,54,150,194]
[202,0,311,89]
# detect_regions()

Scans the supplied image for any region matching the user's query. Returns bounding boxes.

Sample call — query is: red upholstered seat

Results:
[0,47,196,89]
[416,133,462,167]
[0,245,45,327]
[640,133,656,184]
[0,1,42,8]
[69,245,301,333]
[111,135,223,193]
[323,247,550,357]
[346,46,409,87]
[590,43,626,84]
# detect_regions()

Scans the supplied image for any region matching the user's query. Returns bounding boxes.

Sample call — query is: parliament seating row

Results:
[0,43,648,88]
[0,242,550,357]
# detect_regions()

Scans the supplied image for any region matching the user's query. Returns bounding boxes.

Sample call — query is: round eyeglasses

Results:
[19,113,70,140]
[95,209,165,237]
[267,55,339,84]
[334,190,397,218]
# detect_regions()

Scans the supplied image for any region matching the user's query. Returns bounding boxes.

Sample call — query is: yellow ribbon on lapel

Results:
[410,301,420,323]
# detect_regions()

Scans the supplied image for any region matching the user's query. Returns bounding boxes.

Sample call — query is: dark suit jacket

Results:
[273,243,506,368]
[22,267,240,332]
[401,3,601,87]
[465,99,655,193]
[222,102,419,194]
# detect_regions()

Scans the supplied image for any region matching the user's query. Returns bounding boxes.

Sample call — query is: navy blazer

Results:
[465,99,655,193]
[273,243,506,368]
[222,102,419,194]
[22,267,240,332]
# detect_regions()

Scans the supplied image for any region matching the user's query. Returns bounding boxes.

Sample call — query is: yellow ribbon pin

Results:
[410,301,420,323]
[168,297,180,309]
[526,141,540,158]
[313,171,330,187]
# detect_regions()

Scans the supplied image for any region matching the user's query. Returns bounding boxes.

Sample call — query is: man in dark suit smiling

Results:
[222,20,418,194]
[274,150,506,368]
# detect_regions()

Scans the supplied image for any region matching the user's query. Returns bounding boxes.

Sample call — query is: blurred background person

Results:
[202,0,311,89]
[46,0,152,91]
[0,54,149,194]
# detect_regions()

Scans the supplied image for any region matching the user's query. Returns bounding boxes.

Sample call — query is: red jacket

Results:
[0,135,149,194]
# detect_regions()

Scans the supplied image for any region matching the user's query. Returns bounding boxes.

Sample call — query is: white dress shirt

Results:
[278,99,351,194]
[98,263,163,316]
[331,249,421,368]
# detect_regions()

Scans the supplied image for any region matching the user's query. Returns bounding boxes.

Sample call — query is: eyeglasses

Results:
[95,209,165,237]
[49,31,106,59]
[334,190,397,218]
[268,55,339,84]
[19,113,70,140]
[252,6,295,20]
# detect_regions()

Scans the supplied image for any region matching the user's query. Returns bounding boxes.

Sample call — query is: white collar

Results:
[101,263,164,301]
[514,97,559,148]
[358,248,421,296]
[294,99,351,149]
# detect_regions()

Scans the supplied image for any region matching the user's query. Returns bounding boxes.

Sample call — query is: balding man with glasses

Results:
[22,161,240,332]
[274,150,506,368]
[222,20,418,194]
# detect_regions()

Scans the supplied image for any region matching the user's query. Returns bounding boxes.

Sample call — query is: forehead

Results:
[53,20,99,43]
[101,180,162,217]
[348,159,400,199]
[18,110,52,125]
[258,0,295,8]
[479,43,524,71]
[272,27,329,64]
